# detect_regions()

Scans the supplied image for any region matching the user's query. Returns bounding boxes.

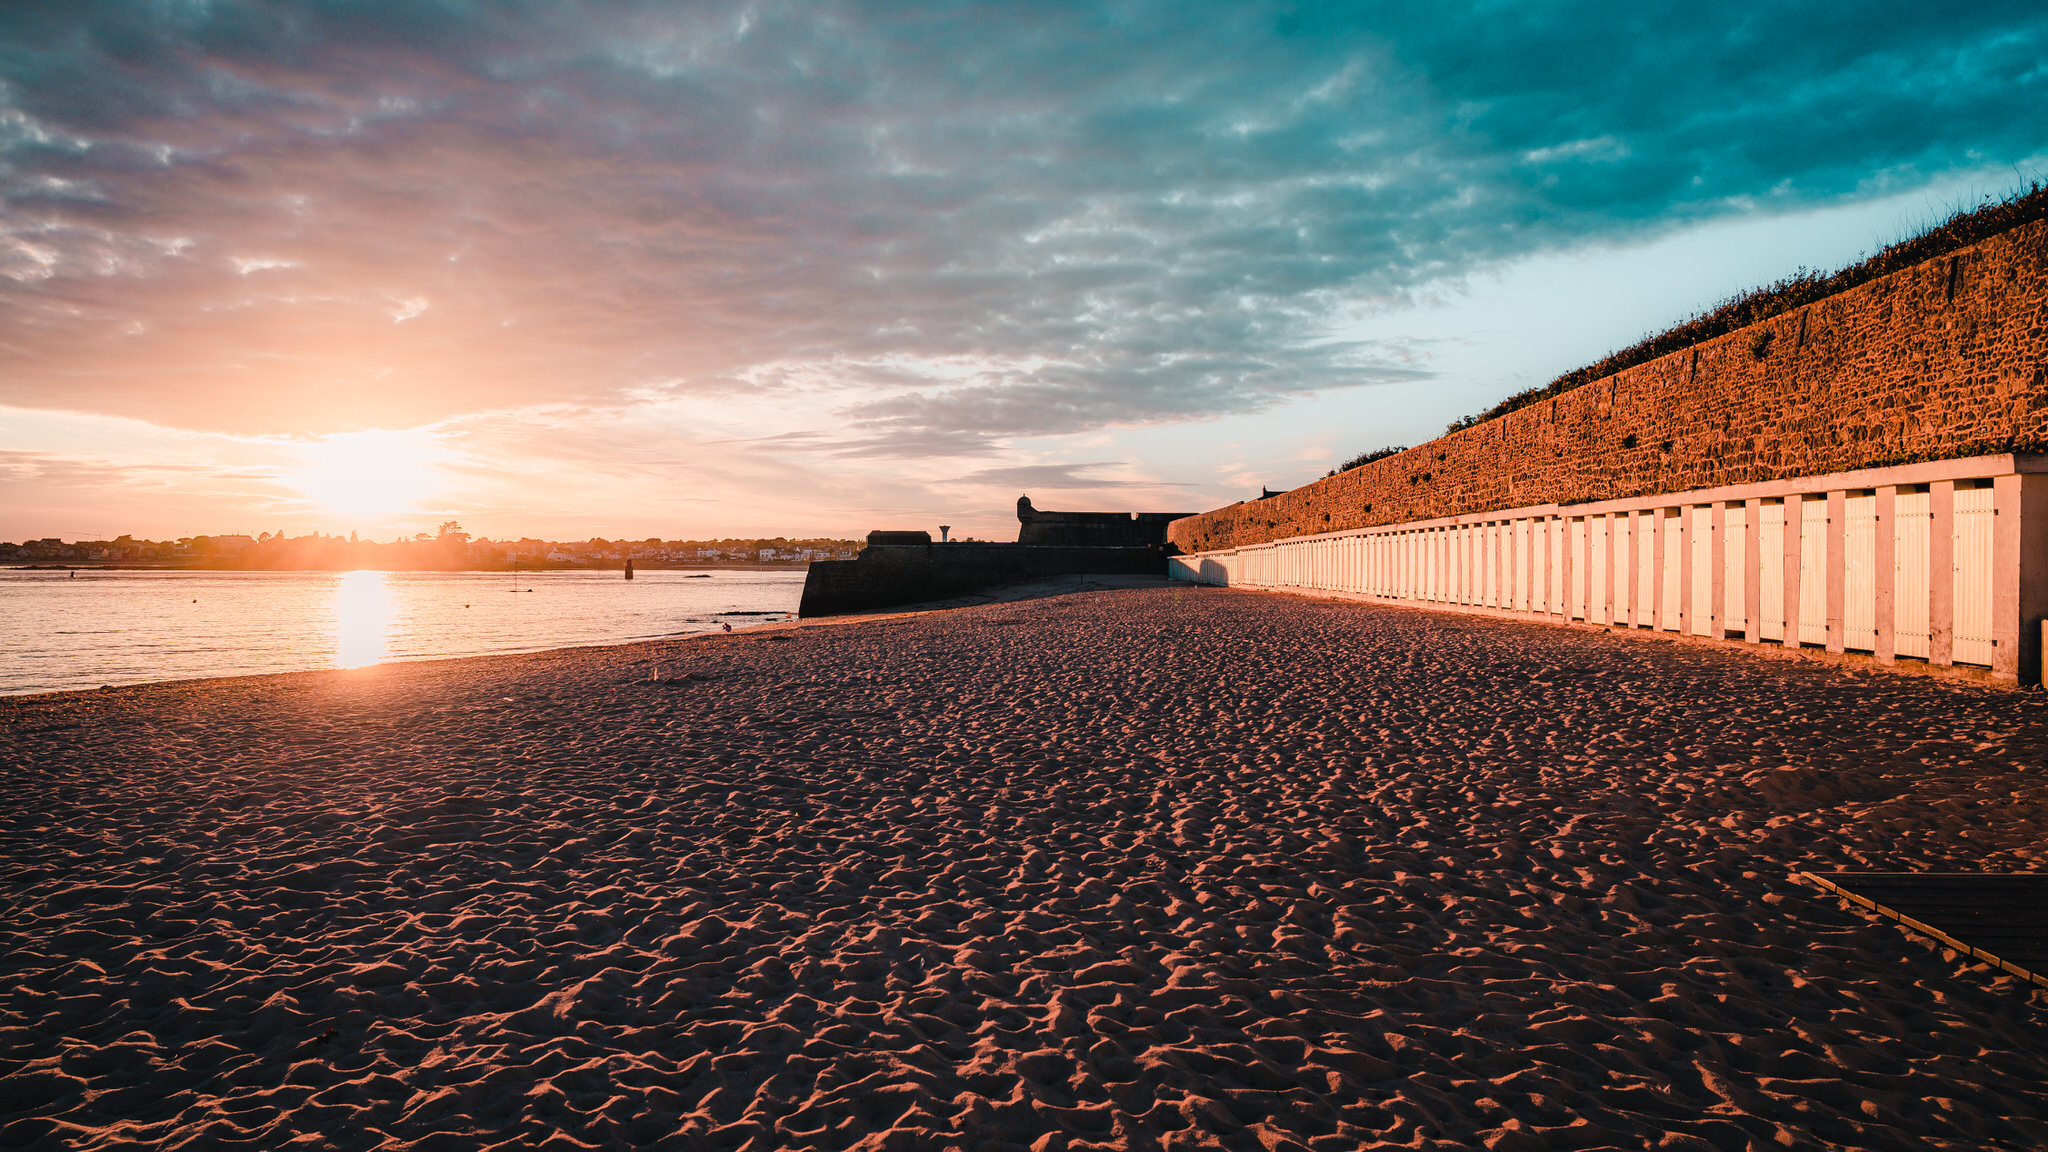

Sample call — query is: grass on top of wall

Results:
[1323,444,1408,479]
[1322,181,2048,480]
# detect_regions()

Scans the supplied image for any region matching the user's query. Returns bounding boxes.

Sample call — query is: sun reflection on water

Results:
[335,570,392,668]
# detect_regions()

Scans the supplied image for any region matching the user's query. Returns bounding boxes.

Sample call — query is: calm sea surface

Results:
[0,567,806,697]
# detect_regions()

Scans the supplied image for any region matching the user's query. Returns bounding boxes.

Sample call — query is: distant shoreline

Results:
[4,561,813,573]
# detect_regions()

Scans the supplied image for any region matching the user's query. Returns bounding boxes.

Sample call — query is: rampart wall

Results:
[1016,497,1193,548]
[797,543,1162,617]
[1169,218,2048,554]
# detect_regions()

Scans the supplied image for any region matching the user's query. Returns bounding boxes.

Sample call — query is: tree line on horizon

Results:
[1,523,862,570]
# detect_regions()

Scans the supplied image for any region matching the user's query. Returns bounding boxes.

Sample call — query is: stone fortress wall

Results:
[1017,497,1193,548]
[1167,218,2048,684]
[1169,218,2048,555]
[798,500,1190,617]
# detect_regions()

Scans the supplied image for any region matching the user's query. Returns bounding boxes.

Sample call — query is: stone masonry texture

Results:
[1169,218,2048,555]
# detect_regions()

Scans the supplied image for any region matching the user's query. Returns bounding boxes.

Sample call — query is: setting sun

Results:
[290,430,448,528]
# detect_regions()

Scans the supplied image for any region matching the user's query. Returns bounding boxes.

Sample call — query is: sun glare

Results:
[292,429,447,527]
[334,570,392,668]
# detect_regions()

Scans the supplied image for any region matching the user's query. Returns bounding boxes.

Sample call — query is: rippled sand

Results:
[5,585,2048,1150]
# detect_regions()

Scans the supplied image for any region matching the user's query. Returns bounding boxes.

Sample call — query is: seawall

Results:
[1170,217,2048,554]
[1170,453,2048,682]
[798,544,1163,617]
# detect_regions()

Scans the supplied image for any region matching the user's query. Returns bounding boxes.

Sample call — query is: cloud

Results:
[953,463,1173,490]
[0,0,2038,457]
[836,340,1434,448]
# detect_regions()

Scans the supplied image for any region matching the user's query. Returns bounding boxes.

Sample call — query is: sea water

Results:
[0,567,805,696]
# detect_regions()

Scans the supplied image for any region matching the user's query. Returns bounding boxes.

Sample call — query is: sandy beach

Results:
[5,583,2048,1151]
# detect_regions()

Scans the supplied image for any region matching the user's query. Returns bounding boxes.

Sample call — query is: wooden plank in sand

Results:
[1798,871,2048,989]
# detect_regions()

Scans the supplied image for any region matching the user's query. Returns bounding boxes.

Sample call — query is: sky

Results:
[1,1,2043,543]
